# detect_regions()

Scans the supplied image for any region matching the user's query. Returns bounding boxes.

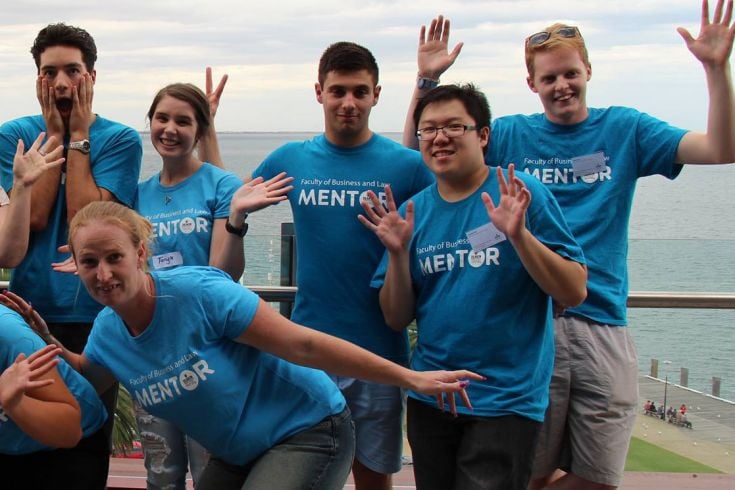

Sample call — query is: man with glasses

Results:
[362,83,586,490]
[402,1,735,488]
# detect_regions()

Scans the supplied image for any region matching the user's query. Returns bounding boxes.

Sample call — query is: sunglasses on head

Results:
[526,26,580,47]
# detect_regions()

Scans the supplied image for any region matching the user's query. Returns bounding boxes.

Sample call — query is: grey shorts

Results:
[531,316,639,487]
[329,375,405,474]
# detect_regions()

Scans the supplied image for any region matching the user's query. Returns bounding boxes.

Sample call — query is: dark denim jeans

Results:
[407,398,541,490]
[197,407,355,490]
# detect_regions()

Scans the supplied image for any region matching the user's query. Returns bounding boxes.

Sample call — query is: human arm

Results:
[0,345,82,448]
[676,0,735,164]
[0,133,65,267]
[209,173,294,279]
[482,166,587,307]
[65,73,120,221]
[197,67,228,168]
[357,185,416,330]
[27,77,66,230]
[238,300,483,413]
[402,15,463,148]
[0,291,117,394]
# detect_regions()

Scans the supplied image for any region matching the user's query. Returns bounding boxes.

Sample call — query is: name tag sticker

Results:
[571,151,606,176]
[466,222,506,252]
[152,251,183,269]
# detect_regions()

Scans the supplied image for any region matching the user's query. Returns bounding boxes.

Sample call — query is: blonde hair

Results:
[68,201,153,267]
[525,23,590,77]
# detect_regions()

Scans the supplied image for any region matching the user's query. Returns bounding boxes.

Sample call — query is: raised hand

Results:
[206,67,229,119]
[36,77,64,139]
[68,72,94,135]
[358,185,414,254]
[13,133,65,188]
[678,0,735,68]
[481,165,531,241]
[418,15,464,80]
[230,173,294,216]
[0,345,61,411]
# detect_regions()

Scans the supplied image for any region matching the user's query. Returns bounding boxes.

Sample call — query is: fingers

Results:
[713,0,722,24]
[447,392,457,416]
[436,393,445,412]
[214,73,228,99]
[27,345,61,373]
[704,0,712,27]
[481,191,495,215]
[384,184,397,212]
[459,387,473,411]
[495,166,509,196]
[359,191,384,225]
[206,66,213,93]
[404,200,415,231]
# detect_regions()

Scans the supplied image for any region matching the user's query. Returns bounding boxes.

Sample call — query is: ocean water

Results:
[140,132,735,401]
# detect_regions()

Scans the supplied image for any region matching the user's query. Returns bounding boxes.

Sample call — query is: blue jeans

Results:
[197,407,355,490]
[407,398,541,490]
[135,405,209,490]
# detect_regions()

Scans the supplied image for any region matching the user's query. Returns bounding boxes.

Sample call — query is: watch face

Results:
[82,141,90,151]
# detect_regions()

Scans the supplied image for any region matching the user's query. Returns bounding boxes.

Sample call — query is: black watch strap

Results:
[225,219,248,237]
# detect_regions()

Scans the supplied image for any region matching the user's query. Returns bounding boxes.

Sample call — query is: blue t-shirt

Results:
[0,306,107,455]
[83,267,345,466]
[0,114,142,323]
[487,107,686,325]
[253,133,434,363]
[135,163,242,271]
[372,170,585,421]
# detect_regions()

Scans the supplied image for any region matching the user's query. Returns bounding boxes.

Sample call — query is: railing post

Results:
[680,367,689,387]
[279,223,297,318]
[650,358,659,378]
[712,377,721,398]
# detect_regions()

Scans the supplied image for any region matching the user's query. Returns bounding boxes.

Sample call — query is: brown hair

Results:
[525,23,590,77]
[147,83,211,141]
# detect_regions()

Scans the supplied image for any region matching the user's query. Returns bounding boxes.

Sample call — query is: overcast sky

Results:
[0,1,718,132]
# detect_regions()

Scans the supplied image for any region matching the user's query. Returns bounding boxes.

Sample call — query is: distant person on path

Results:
[247,42,435,489]
[362,84,586,490]
[0,22,142,488]
[6,200,481,490]
[402,1,735,488]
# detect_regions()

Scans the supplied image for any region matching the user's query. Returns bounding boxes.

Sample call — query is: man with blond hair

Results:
[403,2,735,488]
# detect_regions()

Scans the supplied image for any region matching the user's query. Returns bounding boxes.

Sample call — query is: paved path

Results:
[637,375,735,473]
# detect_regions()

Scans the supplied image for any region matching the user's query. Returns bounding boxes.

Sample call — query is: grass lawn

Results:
[625,437,722,473]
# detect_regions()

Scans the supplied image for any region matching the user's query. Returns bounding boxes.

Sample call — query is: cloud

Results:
[0,0,714,131]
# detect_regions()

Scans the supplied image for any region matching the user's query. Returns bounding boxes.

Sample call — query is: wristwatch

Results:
[225,214,249,237]
[417,76,439,90]
[69,139,91,154]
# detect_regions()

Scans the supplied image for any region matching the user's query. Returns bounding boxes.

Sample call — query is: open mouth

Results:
[56,98,73,114]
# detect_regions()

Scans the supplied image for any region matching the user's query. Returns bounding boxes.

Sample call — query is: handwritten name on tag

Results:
[152,251,183,269]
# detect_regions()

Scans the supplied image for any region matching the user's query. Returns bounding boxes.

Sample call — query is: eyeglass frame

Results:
[525,26,580,47]
[415,124,479,141]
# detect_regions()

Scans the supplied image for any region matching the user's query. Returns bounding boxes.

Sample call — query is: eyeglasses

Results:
[526,26,580,47]
[416,124,478,141]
